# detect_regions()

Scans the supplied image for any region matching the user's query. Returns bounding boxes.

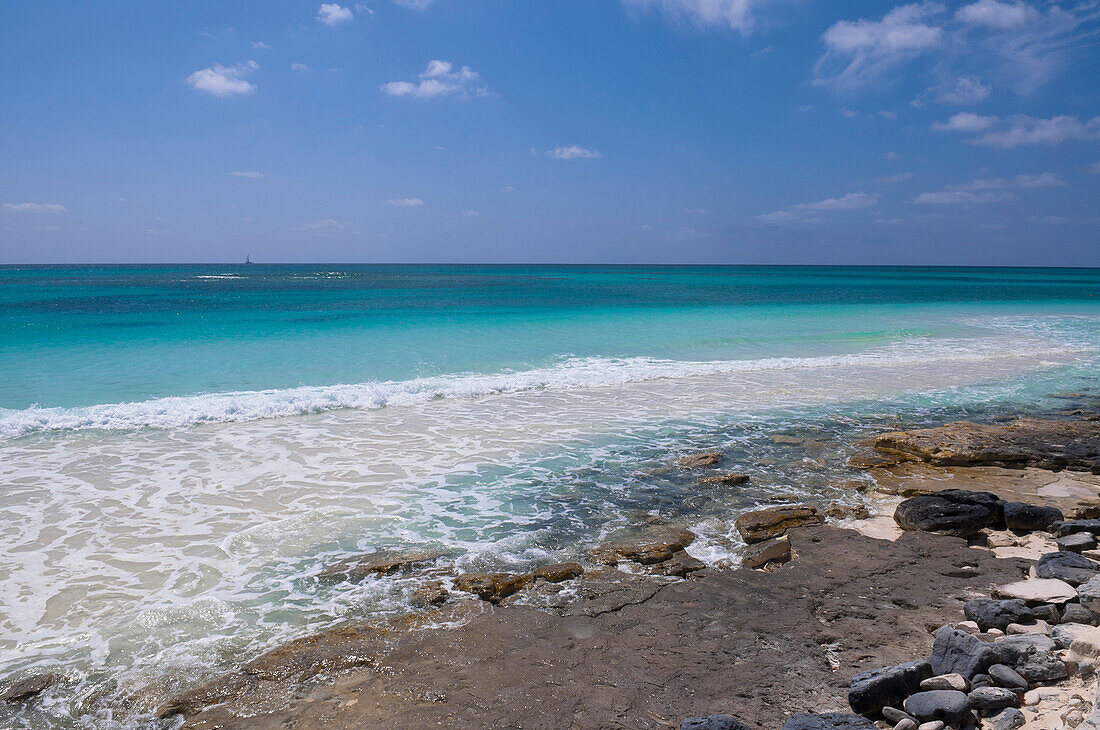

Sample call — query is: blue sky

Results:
[2,0,1099,265]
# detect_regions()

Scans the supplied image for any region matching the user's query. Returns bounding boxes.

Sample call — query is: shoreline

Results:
[4,413,1100,729]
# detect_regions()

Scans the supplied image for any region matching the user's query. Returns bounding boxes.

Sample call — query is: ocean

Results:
[1,264,1098,727]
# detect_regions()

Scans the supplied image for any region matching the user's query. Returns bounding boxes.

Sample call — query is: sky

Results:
[1,0,1099,265]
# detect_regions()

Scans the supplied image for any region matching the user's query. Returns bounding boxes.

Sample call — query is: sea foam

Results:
[0,336,1084,439]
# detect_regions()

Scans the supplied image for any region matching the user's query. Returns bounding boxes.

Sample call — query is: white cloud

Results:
[879,172,913,183]
[187,61,258,97]
[815,3,945,89]
[296,218,346,232]
[547,145,602,160]
[229,171,264,179]
[839,107,859,119]
[753,192,878,224]
[251,41,272,50]
[796,104,814,113]
[394,0,434,7]
[381,60,489,100]
[947,172,1063,190]
[621,0,779,34]
[1030,215,1070,223]
[387,198,424,207]
[970,115,1100,148]
[2,202,67,213]
[884,150,901,161]
[928,74,991,105]
[956,0,1031,29]
[462,209,479,217]
[291,63,312,72]
[501,185,515,192]
[932,111,997,132]
[318,4,353,25]
[913,190,1014,204]
[879,110,898,119]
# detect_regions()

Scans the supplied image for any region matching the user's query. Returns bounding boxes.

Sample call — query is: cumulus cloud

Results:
[956,0,1031,29]
[814,3,945,90]
[251,41,272,50]
[931,111,997,132]
[547,145,602,160]
[318,4,353,25]
[2,202,67,213]
[381,60,489,100]
[753,192,878,224]
[229,171,264,179]
[621,0,780,34]
[187,61,258,97]
[387,198,424,206]
[927,74,992,105]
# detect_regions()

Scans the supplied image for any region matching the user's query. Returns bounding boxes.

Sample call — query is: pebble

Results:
[955,621,980,634]
[987,663,1028,691]
[916,723,944,730]
[893,721,916,730]
[903,690,971,725]
[919,674,968,692]
[987,628,1005,637]
[970,673,991,689]
[1022,690,1040,706]
[987,707,1025,730]
[882,707,916,724]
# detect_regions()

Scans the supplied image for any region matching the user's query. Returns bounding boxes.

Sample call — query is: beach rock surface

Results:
[317,548,446,581]
[0,673,60,703]
[870,418,1100,470]
[735,505,823,544]
[677,451,724,468]
[592,516,696,565]
[154,526,1026,730]
[454,572,532,603]
[741,535,791,569]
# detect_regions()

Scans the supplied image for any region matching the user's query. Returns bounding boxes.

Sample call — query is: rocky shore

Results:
[4,415,1100,729]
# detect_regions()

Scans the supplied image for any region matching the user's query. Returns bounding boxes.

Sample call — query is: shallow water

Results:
[1,266,1098,727]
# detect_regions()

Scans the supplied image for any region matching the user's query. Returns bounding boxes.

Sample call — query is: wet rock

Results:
[870,418,1100,471]
[1052,520,1100,538]
[1060,532,1100,552]
[827,502,872,520]
[902,690,971,724]
[986,707,1025,730]
[1078,574,1100,612]
[532,562,584,583]
[987,664,1028,691]
[0,672,61,703]
[993,578,1076,605]
[893,490,1003,537]
[849,660,933,716]
[242,622,387,682]
[677,451,724,468]
[411,580,449,607]
[680,715,751,730]
[1003,502,1063,532]
[919,673,968,692]
[968,686,1017,711]
[1062,603,1098,625]
[929,625,995,680]
[592,517,696,565]
[964,599,1033,631]
[318,548,447,581]
[735,505,823,544]
[699,473,750,486]
[454,572,532,603]
[1036,551,1100,586]
[782,713,877,730]
[157,672,258,719]
[741,535,791,569]
[646,551,706,577]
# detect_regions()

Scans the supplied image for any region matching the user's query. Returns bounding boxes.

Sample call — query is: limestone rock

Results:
[532,562,584,583]
[411,580,449,607]
[993,578,1077,605]
[318,548,446,581]
[919,673,968,692]
[827,502,872,520]
[592,517,696,565]
[741,535,791,570]
[454,572,533,603]
[735,505,823,544]
[677,451,724,468]
[0,673,61,703]
[700,473,750,486]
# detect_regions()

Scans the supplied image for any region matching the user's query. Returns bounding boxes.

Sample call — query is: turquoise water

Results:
[1,265,1099,728]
